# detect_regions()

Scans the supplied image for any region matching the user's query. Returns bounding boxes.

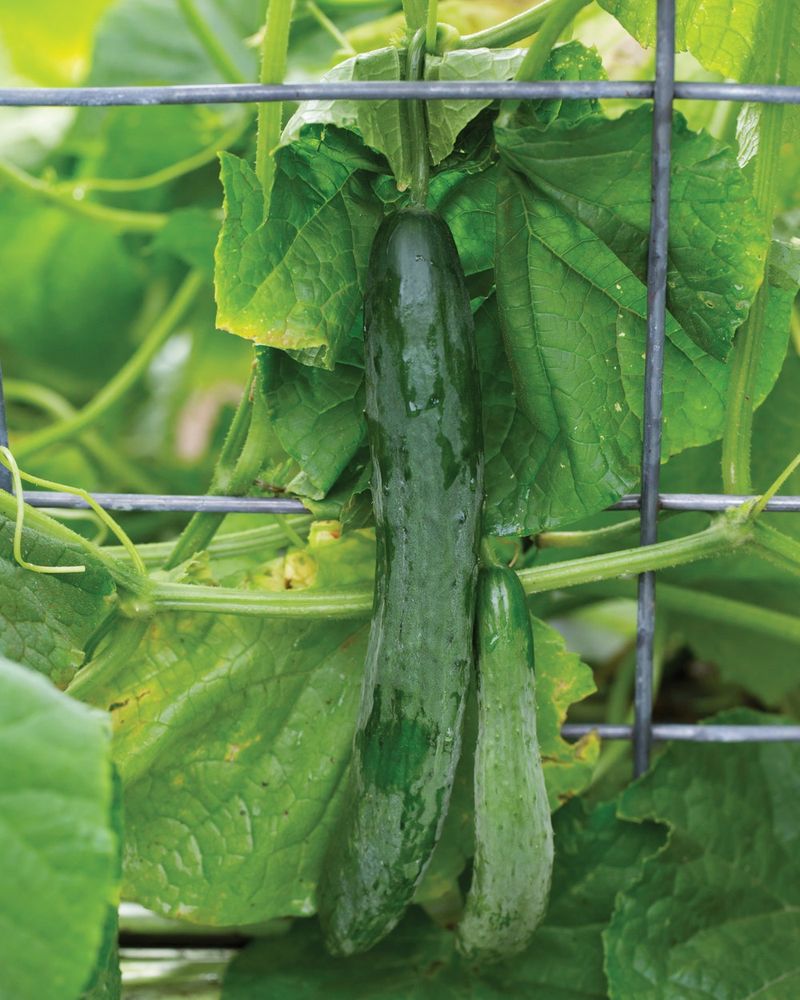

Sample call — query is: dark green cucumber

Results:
[318,206,484,955]
[456,565,553,964]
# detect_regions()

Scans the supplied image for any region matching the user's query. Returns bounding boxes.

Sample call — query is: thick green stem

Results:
[112,516,311,568]
[0,158,167,232]
[177,0,246,83]
[164,369,274,568]
[67,619,151,699]
[255,0,295,215]
[425,0,438,52]
[407,27,430,207]
[146,517,749,620]
[457,0,565,50]
[15,272,203,462]
[721,1,793,493]
[535,516,643,550]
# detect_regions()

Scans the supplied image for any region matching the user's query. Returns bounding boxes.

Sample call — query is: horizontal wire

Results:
[0,80,797,107]
[15,491,800,514]
[562,723,800,742]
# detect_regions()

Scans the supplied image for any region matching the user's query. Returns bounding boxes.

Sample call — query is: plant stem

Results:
[164,369,275,568]
[15,272,203,461]
[306,0,356,54]
[425,0,438,52]
[751,521,800,580]
[456,0,563,50]
[534,516,643,550]
[721,1,793,493]
[496,0,590,125]
[151,579,374,618]
[517,516,746,595]
[585,579,800,648]
[255,0,295,215]
[5,379,157,491]
[147,517,749,620]
[177,0,246,83]
[112,516,312,568]
[67,618,151,700]
[0,157,168,232]
[57,119,249,195]
[407,27,430,207]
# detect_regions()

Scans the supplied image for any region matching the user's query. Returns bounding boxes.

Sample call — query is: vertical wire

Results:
[0,363,10,492]
[634,0,675,777]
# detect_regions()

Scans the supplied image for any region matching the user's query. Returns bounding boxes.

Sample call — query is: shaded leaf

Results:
[606,711,800,999]
[0,494,116,687]
[221,801,664,998]
[0,655,119,1000]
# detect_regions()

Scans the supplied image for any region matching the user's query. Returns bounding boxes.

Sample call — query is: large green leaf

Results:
[0,494,117,687]
[597,0,799,82]
[214,130,384,368]
[0,655,119,1000]
[75,526,596,925]
[221,801,664,997]
[606,711,800,999]
[485,142,781,533]
[496,107,766,359]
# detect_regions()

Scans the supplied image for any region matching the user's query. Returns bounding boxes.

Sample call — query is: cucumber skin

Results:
[456,566,554,964]
[318,207,484,956]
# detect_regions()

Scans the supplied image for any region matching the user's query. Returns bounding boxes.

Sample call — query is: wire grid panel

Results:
[0,0,799,769]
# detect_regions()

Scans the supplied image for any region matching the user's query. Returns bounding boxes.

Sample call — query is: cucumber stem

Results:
[407,27,430,207]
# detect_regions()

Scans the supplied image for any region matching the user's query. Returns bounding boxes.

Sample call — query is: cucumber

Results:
[318,206,484,956]
[456,565,554,964]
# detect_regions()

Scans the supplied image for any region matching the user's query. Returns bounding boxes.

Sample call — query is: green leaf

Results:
[485,120,781,533]
[606,711,800,999]
[283,42,602,184]
[0,655,119,1000]
[221,801,664,998]
[77,529,374,925]
[214,131,384,368]
[76,528,597,925]
[597,0,799,82]
[257,347,366,501]
[496,107,767,359]
[533,617,599,809]
[0,494,117,687]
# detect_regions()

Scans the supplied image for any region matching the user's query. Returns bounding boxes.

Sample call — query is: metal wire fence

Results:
[1,0,799,776]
